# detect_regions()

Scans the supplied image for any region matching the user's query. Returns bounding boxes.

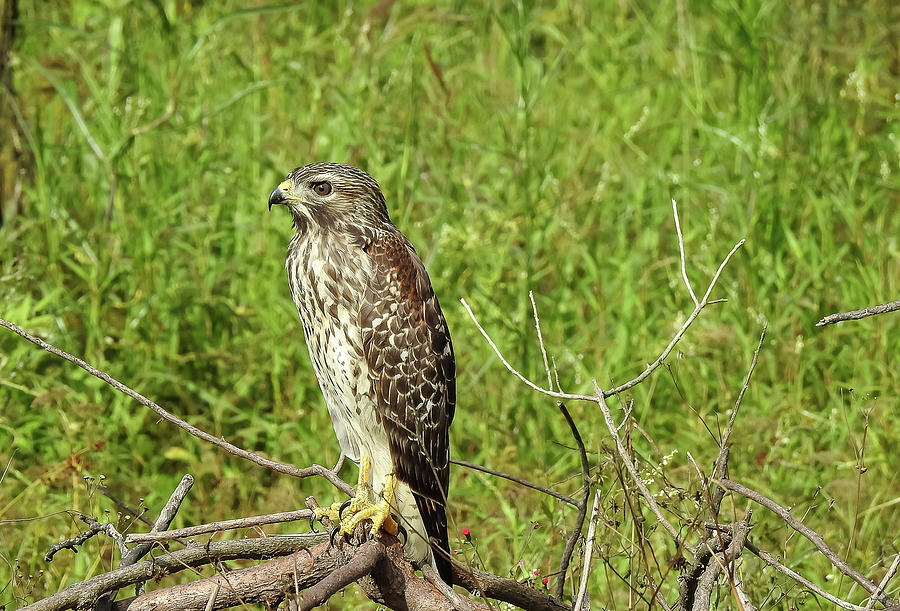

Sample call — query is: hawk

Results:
[268,162,455,584]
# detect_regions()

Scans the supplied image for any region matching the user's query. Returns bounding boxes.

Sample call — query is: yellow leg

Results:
[312,455,399,537]
[314,454,372,524]
[340,473,399,536]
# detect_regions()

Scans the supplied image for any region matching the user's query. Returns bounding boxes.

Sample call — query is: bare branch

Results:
[573,490,601,611]
[745,542,874,611]
[126,509,313,543]
[672,199,698,307]
[23,535,324,611]
[595,385,686,549]
[711,324,766,482]
[529,290,554,389]
[714,478,893,607]
[44,515,107,562]
[96,474,195,608]
[451,559,570,611]
[690,517,750,611]
[554,401,592,598]
[866,553,900,610]
[298,541,384,610]
[459,239,745,404]
[0,317,353,497]
[816,299,900,327]
[450,458,578,507]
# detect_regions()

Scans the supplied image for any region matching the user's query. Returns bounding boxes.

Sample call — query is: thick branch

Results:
[22,535,324,611]
[816,299,900,327]
[0,317,353,497]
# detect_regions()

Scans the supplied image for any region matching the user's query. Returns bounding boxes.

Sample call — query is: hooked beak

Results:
[267,179,293,211]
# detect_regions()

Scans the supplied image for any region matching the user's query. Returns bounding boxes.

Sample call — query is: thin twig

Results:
[816,299,900,327]
[554,401,592,599]
[44,517,107,562]
[126,509,314,543]
[573,491,601,611]
[865,553,900,610]
[451,458,578,507]
[745,542,873,611]
[714,478,892,606]
[672,199,698,307]
[530,290,554,389]
[595,385,686,549]
[459,239,744,403]
[711,324,766,481]
[0,317,353,496]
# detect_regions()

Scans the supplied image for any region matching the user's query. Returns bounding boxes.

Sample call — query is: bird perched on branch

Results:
[268,162,455,584]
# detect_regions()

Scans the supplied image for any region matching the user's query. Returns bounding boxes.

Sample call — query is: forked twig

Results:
[460,239,744,404]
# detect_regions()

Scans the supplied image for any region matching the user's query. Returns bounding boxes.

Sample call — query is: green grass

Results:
[1,0,898,608]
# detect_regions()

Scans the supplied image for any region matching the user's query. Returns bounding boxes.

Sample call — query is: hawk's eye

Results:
[312,181,333,196]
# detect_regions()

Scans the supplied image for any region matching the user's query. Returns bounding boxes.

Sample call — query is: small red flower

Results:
[462,528,470,537]
[533,569,540,576]
[541,577,549,587]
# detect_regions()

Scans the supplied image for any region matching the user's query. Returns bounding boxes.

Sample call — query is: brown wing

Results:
[359,231,455,584]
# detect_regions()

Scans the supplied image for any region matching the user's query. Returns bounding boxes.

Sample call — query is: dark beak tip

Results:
[267,187,284,211]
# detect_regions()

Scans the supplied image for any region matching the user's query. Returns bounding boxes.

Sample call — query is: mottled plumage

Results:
[268,162,455,584]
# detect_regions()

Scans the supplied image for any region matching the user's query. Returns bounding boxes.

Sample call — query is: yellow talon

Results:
[311,455,399,537]
[341,474,399,536]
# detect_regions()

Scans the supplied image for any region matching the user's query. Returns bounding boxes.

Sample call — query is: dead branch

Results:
[44,515,109,563]
[451,559,570,611]
[22,535,324,611]
[816,299,900,327]
[0,316,353,497]
[573,491,601,611]
[450,458,578,506]
[595,385,686,550]
[678,516,751,611]
[714,478,894,607]
[459,238,744,404]
[125,509,312,544]
[297,541,386,609]
[744,542,875,611]
[96,474,194,608]
[553,401,592,599]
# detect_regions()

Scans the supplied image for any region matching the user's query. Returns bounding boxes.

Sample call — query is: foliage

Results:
[0,0,897,608]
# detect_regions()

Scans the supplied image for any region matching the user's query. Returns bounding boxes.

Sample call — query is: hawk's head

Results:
[268,162,391,232]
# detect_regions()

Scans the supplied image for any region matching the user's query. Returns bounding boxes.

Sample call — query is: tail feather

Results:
[412,492,452,585]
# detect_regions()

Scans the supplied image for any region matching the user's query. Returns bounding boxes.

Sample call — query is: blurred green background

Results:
[1,0,898,608]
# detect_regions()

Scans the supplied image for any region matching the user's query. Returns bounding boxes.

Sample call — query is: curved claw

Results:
[309,512,320,533]
[329,525,343,548]
[395,519,408,545]
[338,499,353,519]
